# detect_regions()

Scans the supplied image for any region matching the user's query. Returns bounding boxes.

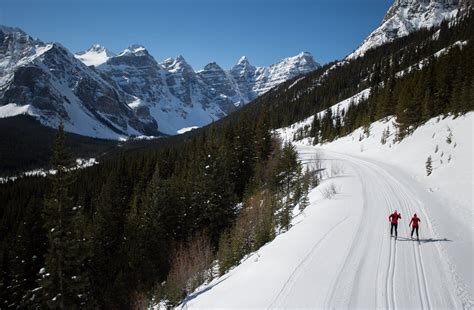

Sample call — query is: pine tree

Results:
[273,142,300,231]
[299,167,311,212]
[217,232,232,276]
[320,108,334,142]
[39,121,94,308]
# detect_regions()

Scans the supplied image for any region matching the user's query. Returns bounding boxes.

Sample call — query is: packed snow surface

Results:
[181,113,473,308]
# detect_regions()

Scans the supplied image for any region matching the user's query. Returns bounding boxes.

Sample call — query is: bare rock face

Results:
[347,0,468,60]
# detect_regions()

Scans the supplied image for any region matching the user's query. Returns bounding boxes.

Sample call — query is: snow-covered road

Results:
[182,146,473,309]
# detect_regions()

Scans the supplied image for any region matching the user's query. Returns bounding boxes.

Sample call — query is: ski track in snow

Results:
[324,151,466,309]
[183,145,473,309]
[268,214,350,309]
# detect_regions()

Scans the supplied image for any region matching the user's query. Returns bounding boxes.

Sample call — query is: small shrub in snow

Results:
[440,152,444,157]
[434,145,439,153]
[322,183,338,199]
[165,233,213,305]
[426,156,433,176]
[331,163,344,177]
[363,125,371,138]
[448,155,452,163]
[446,128,453,144]
[453,142,457,148]
[380,126,391,145]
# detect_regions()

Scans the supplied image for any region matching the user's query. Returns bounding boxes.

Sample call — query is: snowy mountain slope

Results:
[197,62,242,112]
[0,26,158,139]
[75,44,115,67]
[229,52,320,102]
[98,50,227,135]
[181,113,473,309]
[1,25,320,138]
[347,0,468,60]
[95,47,319,135]
[253,51,319,96]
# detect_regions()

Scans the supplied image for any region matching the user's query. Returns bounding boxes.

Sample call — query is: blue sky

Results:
[1,0,393,69]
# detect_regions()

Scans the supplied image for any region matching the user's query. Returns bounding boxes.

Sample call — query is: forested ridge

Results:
[1,107,315,308]
[238,9,473,130]
[1,8,473,309]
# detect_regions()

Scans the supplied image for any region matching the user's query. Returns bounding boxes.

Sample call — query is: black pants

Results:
[411,226,419,238]
[390,223,398,236]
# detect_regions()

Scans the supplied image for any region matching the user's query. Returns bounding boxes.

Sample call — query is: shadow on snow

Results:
[396,237,452,243]
[179,274,232,308]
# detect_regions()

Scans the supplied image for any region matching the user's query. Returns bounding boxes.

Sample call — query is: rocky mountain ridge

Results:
[0,25,320,138]
[347,0,470,59]
[79,45,320,134]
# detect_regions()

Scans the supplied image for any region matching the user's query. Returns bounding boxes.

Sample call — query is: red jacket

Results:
[389,212,401,224]
[410,216,421,227]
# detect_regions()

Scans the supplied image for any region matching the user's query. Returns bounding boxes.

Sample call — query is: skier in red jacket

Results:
[409,213,421,240]
[389,211,401,238]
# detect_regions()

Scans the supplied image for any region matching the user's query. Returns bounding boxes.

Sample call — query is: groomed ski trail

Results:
[180,147,473,309]
[318,149,470,309]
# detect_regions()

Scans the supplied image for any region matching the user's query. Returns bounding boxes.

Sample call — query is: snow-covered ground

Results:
[179,113,473,309]
[0,158,99,183]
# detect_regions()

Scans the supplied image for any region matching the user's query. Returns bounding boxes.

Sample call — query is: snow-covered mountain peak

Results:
[231,56,256,73]
[275,51,320,69]
[296,51,313,58]
[75,43,115,66]
[118,44,149,57]
[249,52,320,97]
[238,56,251,65]
[162,55,194,73]
[0,25,28,36]
[347,0,465,60]
[87,43,108,53]
[0,25,45,82]
[202,62,223,71]
[0,25,40,50]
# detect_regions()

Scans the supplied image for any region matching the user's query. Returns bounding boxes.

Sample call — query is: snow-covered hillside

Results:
[347,0,466,60]
[180,112,473,308]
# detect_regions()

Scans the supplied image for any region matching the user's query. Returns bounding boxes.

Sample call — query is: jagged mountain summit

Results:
[230,52,320,102]
[0,24,320,138]
[99,48,229,135]
[347,0,471,59]
[90,46,319,135]
[75,44,115,66]
[0,26,157,139]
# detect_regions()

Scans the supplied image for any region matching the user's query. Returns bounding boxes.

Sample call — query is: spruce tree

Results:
[299,168,311,212]
[39,121,94,309]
